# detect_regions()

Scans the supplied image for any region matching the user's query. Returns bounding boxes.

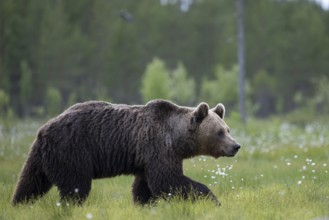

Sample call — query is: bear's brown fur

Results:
[12,99,240,205]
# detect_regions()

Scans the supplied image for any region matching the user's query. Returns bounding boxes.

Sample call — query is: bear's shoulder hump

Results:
[146,99,178,114]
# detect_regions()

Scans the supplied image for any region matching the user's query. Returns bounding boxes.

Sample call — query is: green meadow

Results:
[0,118,328,220]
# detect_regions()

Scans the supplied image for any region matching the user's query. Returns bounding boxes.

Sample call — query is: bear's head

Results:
[191,102,241,158]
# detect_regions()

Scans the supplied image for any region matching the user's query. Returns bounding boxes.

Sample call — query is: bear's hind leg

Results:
[12,155,53,205]
[12,172,52,205]
[132,175,154,205]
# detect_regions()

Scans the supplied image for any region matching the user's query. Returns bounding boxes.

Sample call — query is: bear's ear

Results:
[191,102,209,124]
[212,103,225,119]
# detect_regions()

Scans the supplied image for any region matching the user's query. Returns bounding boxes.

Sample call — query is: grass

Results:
[0,117,328,220]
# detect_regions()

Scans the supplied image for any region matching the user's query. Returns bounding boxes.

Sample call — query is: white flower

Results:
[86,213,93,219]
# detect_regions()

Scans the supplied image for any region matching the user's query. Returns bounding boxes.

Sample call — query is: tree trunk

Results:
[237,0,246,123]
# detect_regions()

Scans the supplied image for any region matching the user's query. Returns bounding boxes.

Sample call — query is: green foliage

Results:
[170,62,196,105]
[253,70,276,94]
[140,59,196,105]
[67,92,78,108]
[285,75,329,124]
[0,89,10,116]
[312,75,329,114]
[245,0,329,114]
[285,75,329,125]
[201,65,250,110]
[200,64,257,118]
[252,70,277,115]
[140,58,172,102]
[0,0,329,118]
[36,1,92,104]
[45,87,61,117]
[200,65,238,108]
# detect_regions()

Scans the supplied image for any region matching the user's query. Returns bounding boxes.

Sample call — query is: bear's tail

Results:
[12,138,52,205]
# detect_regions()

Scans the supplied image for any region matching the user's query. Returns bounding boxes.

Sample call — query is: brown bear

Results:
[12,99,240,205]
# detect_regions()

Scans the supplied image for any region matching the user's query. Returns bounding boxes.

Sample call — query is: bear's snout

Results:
[233,144,241,151]
[224,143,241,157]
[231,143,241,155]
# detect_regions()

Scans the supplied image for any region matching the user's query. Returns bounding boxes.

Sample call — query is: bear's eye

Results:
[217,130,224,137]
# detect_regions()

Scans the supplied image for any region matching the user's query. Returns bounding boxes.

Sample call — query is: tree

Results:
[19,60,32,116]
[45,87,61,117]
[36,1,92,106]
[200,65,239,109]
[170,62,196,105]
[1,0,329,117]
[0,89,10,117]
[245,0,329,114]
[140,58,172,103]
[237,0,246,122]
[252,70,277,116]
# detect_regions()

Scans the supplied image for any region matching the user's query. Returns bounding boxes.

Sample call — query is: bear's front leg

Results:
[132,175,154,205]
[186,177,221,206]
[145,163,220,205]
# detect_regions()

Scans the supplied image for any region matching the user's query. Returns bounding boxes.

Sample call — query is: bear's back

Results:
[65,101,111,113]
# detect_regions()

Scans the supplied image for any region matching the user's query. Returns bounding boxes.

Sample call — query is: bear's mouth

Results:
[212,146,240,158]
[226,152,237,157]
[212,150,235,158]
[223,148,239,157]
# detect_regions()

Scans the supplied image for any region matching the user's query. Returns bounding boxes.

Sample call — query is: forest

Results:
[1,0,329,119]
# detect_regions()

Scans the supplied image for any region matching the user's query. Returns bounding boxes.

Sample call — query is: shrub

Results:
[0,89,10,117]
[312,75,329,114]
[200,65,239,108]
[140,58,172,103]
[252,69,277,116]
[170,62,195,105]
[46,87,62,116]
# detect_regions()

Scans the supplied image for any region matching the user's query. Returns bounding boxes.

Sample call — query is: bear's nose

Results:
[234,144,241,150]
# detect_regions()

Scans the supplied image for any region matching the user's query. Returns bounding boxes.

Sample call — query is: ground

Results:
[0,118,328,220]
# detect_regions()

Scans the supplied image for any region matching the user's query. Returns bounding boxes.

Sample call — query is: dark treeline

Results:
[0,0,328,118]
